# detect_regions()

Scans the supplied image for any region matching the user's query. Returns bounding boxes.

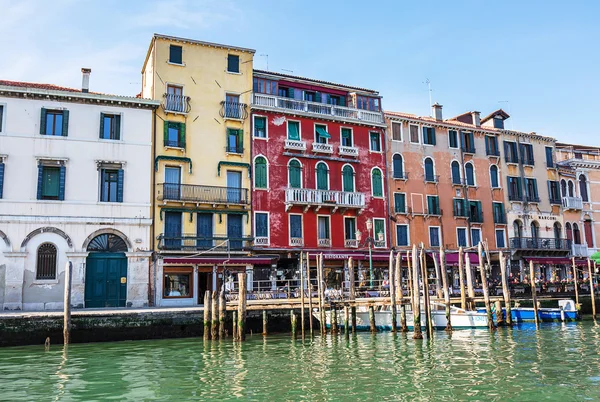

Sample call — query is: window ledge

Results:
[369,150,383,154]
[33,279,59,285]
[98,201,124,205]
[253,136,268,141]
[164,146,185,151]
[226,71,242,75]
[99,138,123,143]
[167,61,186,67]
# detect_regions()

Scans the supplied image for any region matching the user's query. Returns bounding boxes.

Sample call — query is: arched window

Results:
[392,154,404,179]
[254,156,267,189]
[490,165,499,188]
[36,243,57,280]
[573,223,581,245]
[568,180,574,197]
[372,168,383,197]
[451,161,461,184]
[87,233,128,252]
[513,220,523,238]
[342,165,355,192]
[584,219,593,247]
[566,222,573,242]
[316,162,329,190]
[531,221,540,239]
[579,175,589,202]
[424,158,435,182]
[561,179,567,197]
[553,222,562,240]
[288,160,302,188]
[465,162,475,186]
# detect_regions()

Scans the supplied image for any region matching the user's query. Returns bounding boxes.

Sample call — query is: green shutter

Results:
[115,115,121,140]
[342,166,354,192]
[99,113,105,138]
[163,121,169,146]
[372,169,382,197]
[255,157,267,188]
[288,88,295,98]
[289,161,301,188]
[317,163,328,190]
[288,122,300,140]
[40,108,47,135]
[394,193,405,213]
[315,92,322,103]
[431,127,436,145]
[179,123,186,148]
[117,169,124,202]
[469,132,474,150]
[255,117,265,130]
[61,110,69,136]
[374,220,385,240]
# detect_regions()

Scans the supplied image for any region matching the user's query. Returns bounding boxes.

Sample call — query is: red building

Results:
[250,70,389,287]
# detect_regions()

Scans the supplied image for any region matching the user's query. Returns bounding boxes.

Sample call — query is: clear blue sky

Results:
[1,0,598,145]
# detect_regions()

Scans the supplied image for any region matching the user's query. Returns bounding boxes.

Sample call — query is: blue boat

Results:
[477,299,579,322]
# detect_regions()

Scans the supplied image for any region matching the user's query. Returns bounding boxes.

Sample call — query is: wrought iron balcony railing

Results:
[393,171,409,180]
[339,145,359,157]
[508,193,523,202]
[486,149,500,157]
[157,234,253,251]
[509,237,571,250]
[425,175,440,183]
[159,183,249,204]
[163,93,191,114]
[220,101,249,120]
[285,188,365,209]
[562,196,583,210]
[225,146,244,154]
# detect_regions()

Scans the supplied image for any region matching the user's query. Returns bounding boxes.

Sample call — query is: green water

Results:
[2,322,600,401]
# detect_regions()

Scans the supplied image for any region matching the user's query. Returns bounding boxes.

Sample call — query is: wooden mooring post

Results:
[439,247,452,332]
[203,290,211,340]
[433,252,443,299]
[588,259,596,319]
[397,251,408,332]
[478,242,495,330]
[412,245,423,339]
[262,310,268,336]
[331,303,338,334]
[420,247,433,337]
[369,305,376,333]
[291,309,297,338]
[318,254,326,335]
[529,260,540,328]
[63,261,73,346]
[458,247,467,310]
[344,305,350,337]
[299,252,306,338]
[307,252,314,336]
[465,252,475,310]
[349,257,357,333]
[237,272,247,341]
[499,251,512,326]
[232,311,238,341]
[389,250,397,333]
[211,290,218,339]
[572,257,580,310]
[219,290,226,338]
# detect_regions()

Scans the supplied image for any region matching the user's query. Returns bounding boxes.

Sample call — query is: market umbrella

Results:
[590,251,600,264]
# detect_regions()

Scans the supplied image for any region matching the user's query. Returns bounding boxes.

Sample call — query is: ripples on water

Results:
[1,322,600,401]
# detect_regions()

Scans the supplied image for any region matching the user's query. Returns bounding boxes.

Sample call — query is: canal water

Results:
[1,322,600,401]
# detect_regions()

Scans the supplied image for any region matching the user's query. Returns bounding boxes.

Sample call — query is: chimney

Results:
[81,68,92,93]
[432,103,443,121]
[471,111,481,127]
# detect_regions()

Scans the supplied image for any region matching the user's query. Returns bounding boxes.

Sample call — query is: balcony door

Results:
[225,94,240,119]
[167,85,184,112]
[164,212,182,249]
[227,171,242,203]
[164,167,181,200]
[228,215,243,250]
[197,213,213,249]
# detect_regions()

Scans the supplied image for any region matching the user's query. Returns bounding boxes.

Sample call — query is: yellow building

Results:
[142,34,259,306]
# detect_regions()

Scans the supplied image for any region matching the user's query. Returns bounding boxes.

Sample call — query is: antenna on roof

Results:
[281,69,294,74]
[423,78,433,116]
[259,54,269,70]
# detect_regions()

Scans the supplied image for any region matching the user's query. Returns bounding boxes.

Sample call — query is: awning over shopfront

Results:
[164,257,278,266]
[523,257,588,266]
[444,252,479,266]
[307,252,397,262]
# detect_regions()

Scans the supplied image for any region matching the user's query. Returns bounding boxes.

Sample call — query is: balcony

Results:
[345,239,358,248]
[505,156,519,164]
[219,101,249,120]
[393,171,409,180]
[285,188,366,211]
[312,142,334,154]
[572,243,588,257]
[486,149,500,157]
[255,237,269,246]
[284,139,307,151]
[290,238,304,247]
[374,240,386,248]
[252,93,385,125]
[461,146,476,154]
[526,195,540,203]
[157,234,253,251]
[318,238,332,248]
[225,146,244,155]
[509,237,571,250]
[509,194,523,202]
[494,214,507,224]
[339,145,359,157]
[470,213,484,223]
[425,175,439,184]
[159,183,249,205]
[163,93,191,114]
[562,196,583,210]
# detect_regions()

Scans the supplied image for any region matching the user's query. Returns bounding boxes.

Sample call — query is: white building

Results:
[0,73,159,310]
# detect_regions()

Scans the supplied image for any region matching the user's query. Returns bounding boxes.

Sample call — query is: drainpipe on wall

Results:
[149,107,157,306]
[381,124,393,252]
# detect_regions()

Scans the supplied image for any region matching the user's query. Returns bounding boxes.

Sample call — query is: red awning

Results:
[444,252,480,266]
[164,257,277,266]
[524,257,588,266]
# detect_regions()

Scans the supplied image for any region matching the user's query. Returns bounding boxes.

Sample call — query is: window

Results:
[165,85,186,112]
[304,91,316,102]
[0,104,4,132]
[100,169,123,202]
[469,200,483,223]
[554,222,562,240]
[288,160,302,188]
[100,113,121,140]
[169,45,183,64]
[429,227,440,247]
[545,146,554,168]
[579,174,589,202]
[315,124,330,144]
[575,152,583,159]
[370,132,381,152]
[328,95,343,105]
[318,216,331,240]
[341,128,353,147]
[504,141,519,163]
[493,117,504,129]
[278,87,292,98]
[520,143,534,165]
[374,218,386,247]
[224,94,242,119]
[255,212,269,240]
[37,164,65,201]
[493,202,506,224]
[371,168,383,197]
[465,162,475,186]
[471,228,482,247]
[423,126,436,145]
[226,128,243,153]
[253,78,278,95]
[409,125,419,143]
[584,219,594,247]
[566,222,573,242]
[451,161,461,185]
[342,165,355,192]
[507,176,523,201]
[531,221,540,240]
[40,108,68,136]
[394,193,406,213]
[448,130,458,148]
[457,228,468,247]
[357,96,380,112]
[289,215,303,240]
[573,223,581,245]
[453,199,468,217]
[548,180,560,204]
[0,161,4,199]
[427,195,440,215]
[495,229,506,248]
[254,116,266,138]
[164,121,185,148]
[254,156,267,189]
[460,131,475,153]
[525,178,539,202]
[424,158,435,182]
[396,224,409,246]
[561,180,567,197]
[513,220,523,238]
[316,162,329,190]
[227,54,240,73]
[287,121,300,140]
[568,180,575,197]
[391,122,402,141]
[490,165,499,188]
[36,243,57,280]
[163,268,192,298]
[486,136,499,156]
[392,154,404,179]
[344,217,357,240]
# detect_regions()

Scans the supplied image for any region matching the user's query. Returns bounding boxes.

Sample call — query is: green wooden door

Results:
[85,253,127,308]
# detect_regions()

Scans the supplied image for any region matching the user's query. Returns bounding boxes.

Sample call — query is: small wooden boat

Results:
[477,299,579,322]
[314,302,488,331]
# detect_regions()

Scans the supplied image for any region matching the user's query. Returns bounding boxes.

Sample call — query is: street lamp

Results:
[356,218,378,289]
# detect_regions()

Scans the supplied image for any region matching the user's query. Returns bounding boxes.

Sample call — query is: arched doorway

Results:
[85,233,128,308]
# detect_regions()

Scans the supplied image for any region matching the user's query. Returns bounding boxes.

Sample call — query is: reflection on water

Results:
[0,322,599,401]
